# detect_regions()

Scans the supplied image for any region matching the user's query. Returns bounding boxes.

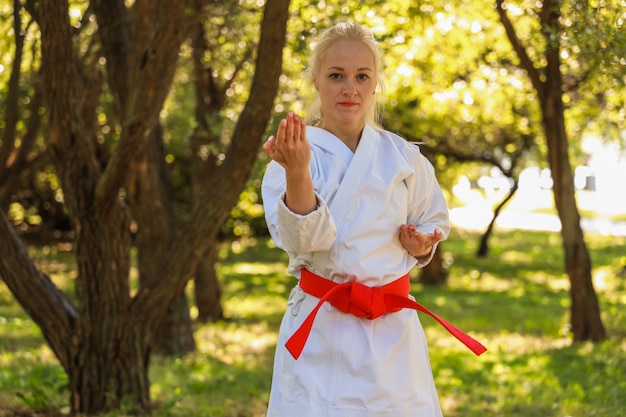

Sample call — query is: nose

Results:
[342,80,357,96]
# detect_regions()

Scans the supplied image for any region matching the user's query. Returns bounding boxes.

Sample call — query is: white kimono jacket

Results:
[262,124,450,417]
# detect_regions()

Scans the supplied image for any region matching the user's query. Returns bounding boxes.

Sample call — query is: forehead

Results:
[320,40,375,70]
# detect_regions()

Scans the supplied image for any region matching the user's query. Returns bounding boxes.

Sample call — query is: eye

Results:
[357,73,370,81]
[329,73,342,80]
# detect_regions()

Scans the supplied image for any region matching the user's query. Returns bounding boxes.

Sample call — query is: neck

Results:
[322,123,365,153]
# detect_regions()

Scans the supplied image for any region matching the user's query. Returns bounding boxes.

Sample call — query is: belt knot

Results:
[334,282,388,320]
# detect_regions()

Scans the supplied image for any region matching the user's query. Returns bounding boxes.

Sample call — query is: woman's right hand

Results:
[264,112,310,173]
[264,112,317,215]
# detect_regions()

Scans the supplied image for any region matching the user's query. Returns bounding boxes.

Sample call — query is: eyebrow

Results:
[326,66,373,72]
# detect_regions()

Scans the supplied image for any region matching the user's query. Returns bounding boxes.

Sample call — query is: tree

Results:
[186,0,264,323]
[495,0,612,341]
[0,0,290,414]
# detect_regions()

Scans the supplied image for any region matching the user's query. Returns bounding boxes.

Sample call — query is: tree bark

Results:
[127,125,196,355]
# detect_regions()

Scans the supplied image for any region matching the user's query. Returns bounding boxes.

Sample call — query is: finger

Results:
[298,118,307,141]
[276,119,287,146]
[400,226,417,243]
[285,112,295,144]
[292,114,301,143]
[263,136,275,157]
[408,227,421,241]
[431,228,444,244]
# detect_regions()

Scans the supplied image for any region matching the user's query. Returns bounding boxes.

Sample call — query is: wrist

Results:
[285,171,316,215]
[413,246,433,259]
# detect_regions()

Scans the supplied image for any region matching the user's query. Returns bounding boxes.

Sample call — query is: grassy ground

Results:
[1,229,625,416]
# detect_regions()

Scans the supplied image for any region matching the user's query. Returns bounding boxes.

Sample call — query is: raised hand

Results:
[264,112,309,173]
[264,112,316,215]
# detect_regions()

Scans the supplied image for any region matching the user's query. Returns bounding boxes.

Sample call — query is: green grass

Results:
[1,230,625,416]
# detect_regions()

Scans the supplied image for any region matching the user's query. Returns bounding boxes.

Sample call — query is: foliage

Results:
[2,229,625,416]
[2,0,624,238]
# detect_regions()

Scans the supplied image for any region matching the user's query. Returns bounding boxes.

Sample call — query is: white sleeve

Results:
[406,149,450,267]
[261,160,337,253]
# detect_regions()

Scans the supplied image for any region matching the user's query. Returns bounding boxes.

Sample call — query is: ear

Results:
[313,77,319,91]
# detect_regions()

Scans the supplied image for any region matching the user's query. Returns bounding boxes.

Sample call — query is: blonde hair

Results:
[304,22,385,129]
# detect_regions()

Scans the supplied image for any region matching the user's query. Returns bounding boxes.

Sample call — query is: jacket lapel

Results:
[307,125,377,228]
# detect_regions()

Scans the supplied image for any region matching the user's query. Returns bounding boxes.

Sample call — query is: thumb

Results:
[432,228,444,244]
[263,136,275,158]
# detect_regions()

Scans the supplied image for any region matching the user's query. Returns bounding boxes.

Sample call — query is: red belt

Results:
[285,269,487,359]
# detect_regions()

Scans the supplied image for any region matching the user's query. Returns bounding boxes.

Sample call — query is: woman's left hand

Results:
[399,224,443,258]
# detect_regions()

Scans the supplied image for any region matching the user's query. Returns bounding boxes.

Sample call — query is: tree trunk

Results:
[476,181,518,257]
[0,210,77,375]
[545,115,605,341]
[539,1,605,342]
[195,239,225,322]
[92,0,197,356]
[68,320,151,413]
[1,214,151,414]
[153,293,197,355]
[127,125,196,355]
[35,0,193,411]
[420,245,446,285]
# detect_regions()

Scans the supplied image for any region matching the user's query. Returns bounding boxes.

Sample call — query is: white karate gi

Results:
[262,124,450,417]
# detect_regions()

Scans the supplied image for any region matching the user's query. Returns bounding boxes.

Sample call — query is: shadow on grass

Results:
[148,320,276,417]
[543,341,626,414]
[415,284,569,336]
[432,337,626,417]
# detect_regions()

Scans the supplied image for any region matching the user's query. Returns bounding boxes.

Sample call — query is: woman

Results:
[261,22,485,417]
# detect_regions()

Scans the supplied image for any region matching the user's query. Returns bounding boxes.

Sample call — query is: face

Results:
[314,40,377,134]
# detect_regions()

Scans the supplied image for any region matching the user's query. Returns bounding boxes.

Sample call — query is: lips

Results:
[338,102,358,107]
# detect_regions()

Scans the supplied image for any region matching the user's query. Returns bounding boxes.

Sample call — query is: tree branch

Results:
[0,212,78,373]
[95,1,196,209]
[495,0,545,97]
[91,0,131,115]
